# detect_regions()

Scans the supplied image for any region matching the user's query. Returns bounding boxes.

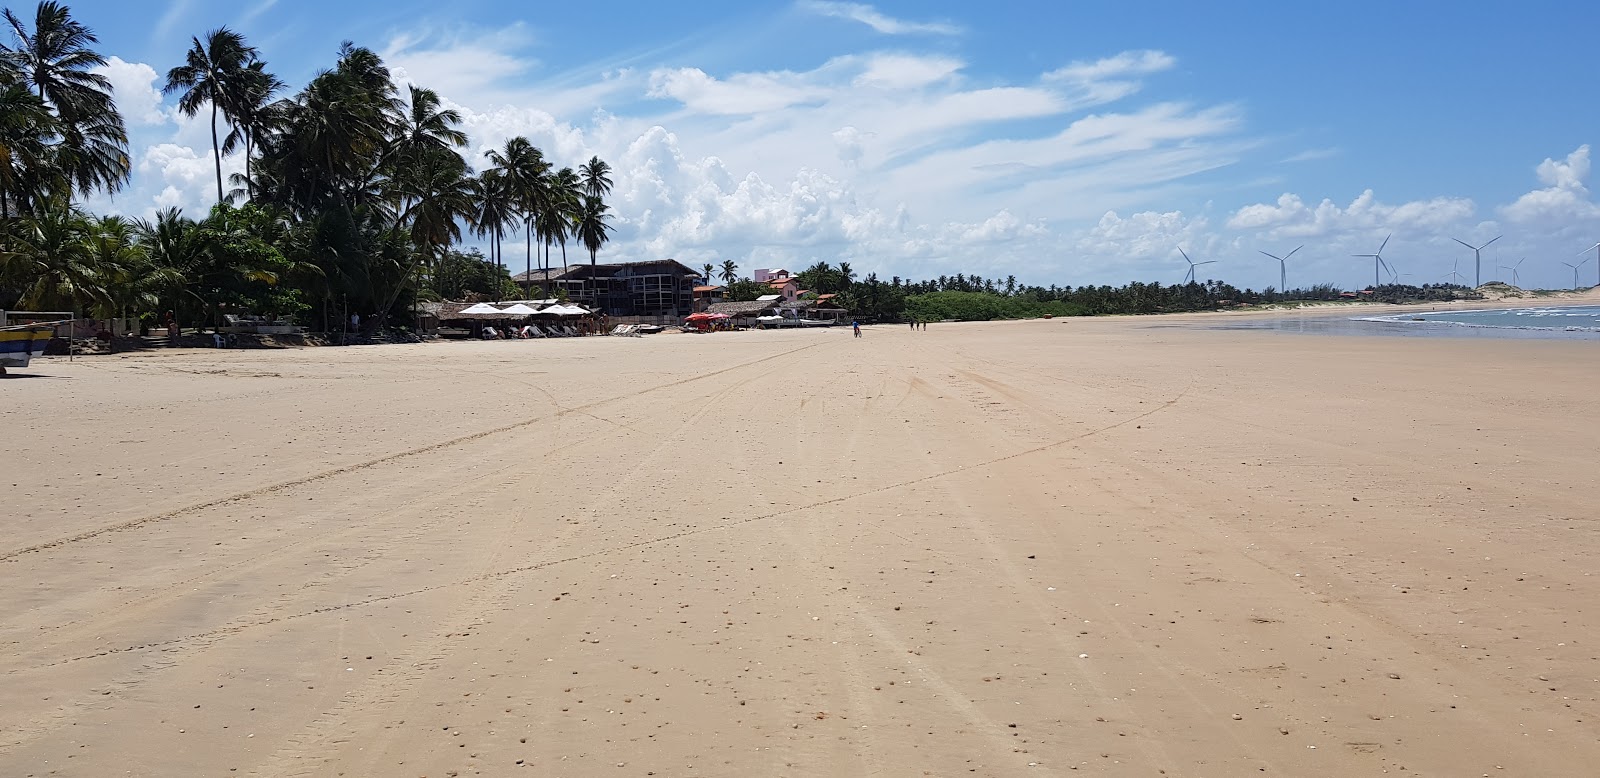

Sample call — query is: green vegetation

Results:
[0,2,612,332]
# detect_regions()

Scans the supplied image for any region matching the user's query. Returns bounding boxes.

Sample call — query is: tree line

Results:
[711,259,1476,322]
[2,2,1475,333]
[0,1,613,331]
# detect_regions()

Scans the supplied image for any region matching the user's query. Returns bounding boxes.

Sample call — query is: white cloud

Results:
[647,67,830,115]
[95,57,167,126]
[798,1,961,35]
[1501,145,1600,223]
[1077,209,1211,261]
[852,53,962,89]
[1046,50,1176,83]
[1281,147,1339,163]
[1043,50,1176,109]
[1227,190,1476,237]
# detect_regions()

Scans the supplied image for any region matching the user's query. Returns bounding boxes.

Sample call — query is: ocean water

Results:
[1175,304,1600,339]
[1362,305,1600,331]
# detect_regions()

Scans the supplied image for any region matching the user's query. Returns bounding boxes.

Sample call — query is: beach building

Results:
[780,294,850,324]
[705,298,782,327]
[766,276,801,302]
[752,268,791,283]
[693,285,725,311]
[511,260,701,318]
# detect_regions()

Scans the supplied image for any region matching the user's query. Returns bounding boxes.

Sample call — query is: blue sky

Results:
[56,0,1600,289]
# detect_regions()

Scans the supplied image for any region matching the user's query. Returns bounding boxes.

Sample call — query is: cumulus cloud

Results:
[798,1,961,35]
[1501,145,1600,223]
[1227,190,1475,237]
[1077,209,1211,261]
[95,57,167,126]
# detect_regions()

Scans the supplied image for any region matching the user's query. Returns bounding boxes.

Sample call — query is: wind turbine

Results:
[1443,258,1465,285]
[1258,245,1303,292]
[1452,235,1502,287]
[1581,243,1600,288]
[1178,247,1216,284]
[1499,257,1527,287]
[1353,234,1392,289]
[1560,257,1591,290]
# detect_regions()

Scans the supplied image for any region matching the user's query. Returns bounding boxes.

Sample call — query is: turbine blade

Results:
[1197,261,1217,266]
[1378,234,1391,253]
[1483,235,1502,249]
[1178,247,1191,263]
[1284,245,1302,260]
[1453,238,1476,250]
[1259,250,1280,260]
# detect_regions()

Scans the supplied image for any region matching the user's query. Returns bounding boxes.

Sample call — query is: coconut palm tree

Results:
[837,261,855,289]
[578,155,612,200]
[164,27,258,203]
[1,0,128,201]
[469,171,516,284]
[701,263,714,285]
[719,259,738,286]
[2,1,114,117]
[482,137,549,289]
[0,201,100,310]
[380,148,473,316]
[84,214,175,322]
[575,194,612,282]
[220,60,285,200]
[389,85,466,164]
[547,166,581,278]
[0,73,55,216]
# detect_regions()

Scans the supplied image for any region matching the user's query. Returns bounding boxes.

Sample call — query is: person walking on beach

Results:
[853,320,862,338]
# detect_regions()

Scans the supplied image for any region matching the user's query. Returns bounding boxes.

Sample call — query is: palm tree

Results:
[482,137,549,291]
[389,85,466,163]
[578,155,612,200]
[701,263,714,285]
[575,195,612,292]
[2,2,114,116]
[0,74,54,215]
[719,259,738,286]
[547,166,580,279]
[164,27,258,203]
[220,60,285,200]
[2,1,128,201]
[84,214,174,322]
[0,201,100,310]
[381,148,473,317]
[837,261,855,288]
[468,171,516,286]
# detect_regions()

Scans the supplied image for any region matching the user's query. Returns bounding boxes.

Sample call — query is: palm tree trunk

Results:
[244,131,253,201]
[210,100,223,203]
[525,220,532,297]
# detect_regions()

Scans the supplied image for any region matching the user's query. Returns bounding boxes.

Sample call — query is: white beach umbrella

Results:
[459,302,504,315]
[498,303,539,315]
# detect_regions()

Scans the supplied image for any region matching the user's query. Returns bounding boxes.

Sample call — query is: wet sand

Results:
[3,320,1598,776]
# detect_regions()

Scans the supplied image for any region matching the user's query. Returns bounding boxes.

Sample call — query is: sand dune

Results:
[3,319,1597,776]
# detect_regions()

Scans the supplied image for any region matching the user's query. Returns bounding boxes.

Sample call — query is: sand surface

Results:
[3,319,1597,776]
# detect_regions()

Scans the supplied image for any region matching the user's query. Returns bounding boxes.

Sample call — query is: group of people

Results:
[907,320,928,330]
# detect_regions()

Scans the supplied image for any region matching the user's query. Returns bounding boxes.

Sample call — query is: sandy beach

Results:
[3,318,1598,776]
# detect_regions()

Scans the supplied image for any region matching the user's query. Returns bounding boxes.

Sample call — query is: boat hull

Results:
[0,326,54,369]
